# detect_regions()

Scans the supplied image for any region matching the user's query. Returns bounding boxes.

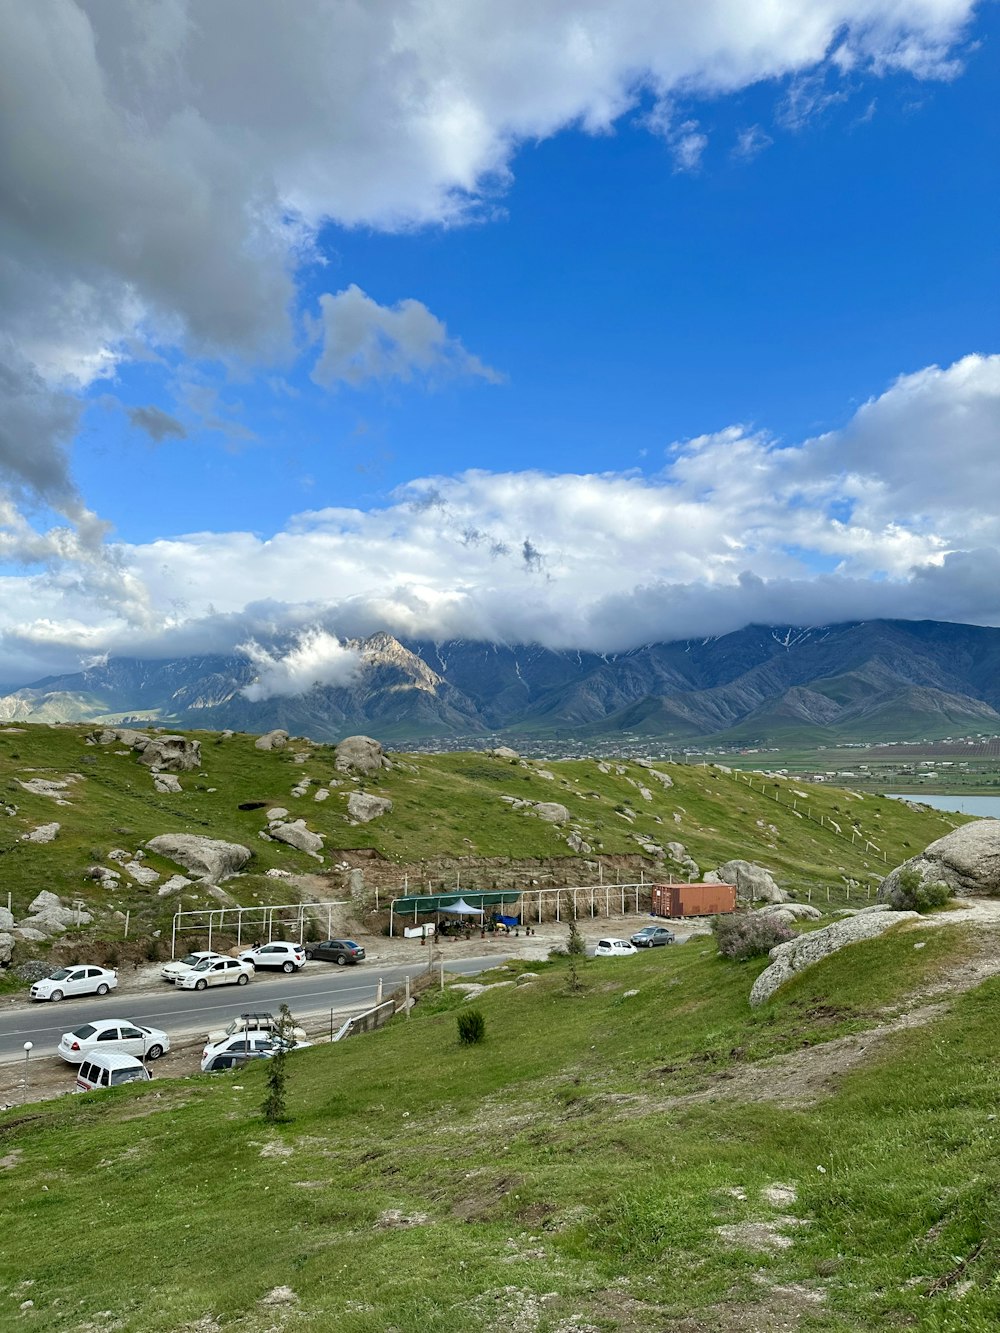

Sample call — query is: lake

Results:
[886,793,1000,818]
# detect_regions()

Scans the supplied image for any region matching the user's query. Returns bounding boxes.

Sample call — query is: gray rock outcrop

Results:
[89,728,201,771]
[0,907,12,932]
[716,859,789,905]
[146,834,252,882]
[533,802,570,824]
[255,729,289,751]
[347,792,393,823]
[878,819,1000,905]
[153,773,182,794]
[487,746,520,760]
[22,822,60,844]
[21,891,92,933]
[0,931,14,964]
[334,735,389,776]
[757,902,824,920]
[749,910,921,1006]
[268,820,324,856]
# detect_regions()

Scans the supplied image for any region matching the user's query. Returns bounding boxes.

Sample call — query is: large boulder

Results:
[487,746,520,760]
[0,907,13,931]
[136,735,201,771]
[749,910,921,1006]
[146,833,252,882]
[347,793,393,824]
[89,727,201,771]
[334,735,389,776]
[20,891,93,933]
[532,802,570,825]
[878,820,1000,905]
[716,859,789,905]
[757,902,824,921]
[0,931,14,964]
[255,729,289,752]
[267,820,324,856]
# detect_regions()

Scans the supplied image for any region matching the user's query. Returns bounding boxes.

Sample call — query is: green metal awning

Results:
[391,890,519,915]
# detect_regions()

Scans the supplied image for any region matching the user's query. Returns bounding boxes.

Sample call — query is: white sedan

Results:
[177,957,253,990]
[161,950,226,984]
[593,937,638,957]
[58,1018,170,1064]
[29,966,118,1003]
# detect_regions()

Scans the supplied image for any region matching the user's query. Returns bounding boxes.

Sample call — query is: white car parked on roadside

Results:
[58,1018,170,1064]
[29,966,118,1002]
[161,950,226,984]
[176,956,253,990]
[593,937,638,958]
[238,942,306,973]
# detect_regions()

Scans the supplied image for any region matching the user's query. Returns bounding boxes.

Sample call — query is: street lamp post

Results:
[22,1041,32,1098]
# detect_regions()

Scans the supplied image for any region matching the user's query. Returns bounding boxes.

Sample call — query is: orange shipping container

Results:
[651,882,737,918]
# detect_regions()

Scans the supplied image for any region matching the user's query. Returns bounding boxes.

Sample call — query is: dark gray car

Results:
[302,939,366,965]
[630,925,676,948]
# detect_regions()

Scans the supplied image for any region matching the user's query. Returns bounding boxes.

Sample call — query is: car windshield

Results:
[191,959,213,971]
[48,969,71,980]
[178,954,202,966]
[73,1024,97,1039]
[111,1069,147,1085]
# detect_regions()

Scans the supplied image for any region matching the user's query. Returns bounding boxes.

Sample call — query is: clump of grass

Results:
[457,1008,486,1045]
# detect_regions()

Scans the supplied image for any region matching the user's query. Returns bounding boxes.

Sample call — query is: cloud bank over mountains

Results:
[0,0,993,684]
[2,352,998,682]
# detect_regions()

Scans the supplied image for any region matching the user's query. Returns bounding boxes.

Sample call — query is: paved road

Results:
[0,955,501,1064]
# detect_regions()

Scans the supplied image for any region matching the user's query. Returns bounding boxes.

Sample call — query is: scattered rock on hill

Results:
[22,822,60,843]
[0,933,13,964]
[17,775,81,804]
[533,802,570,824]
[0,908,13,931]
[146,833,252,882]
[566,831,592,854]
[749,910,921,1006]
[757,902,823,921]
[22,891,92,933]
[347,792,393,823]
[487,746,520,760]
[714,859,788,905]
[153,773,182,794]
[268,819,324,856]
[255,729,289,751]
[878,819,1000,905]
[334,735,389,776]
[89,728,201,771]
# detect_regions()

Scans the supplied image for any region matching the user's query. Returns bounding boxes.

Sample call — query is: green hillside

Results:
[0,724,963,970]
[2,912,999,1329]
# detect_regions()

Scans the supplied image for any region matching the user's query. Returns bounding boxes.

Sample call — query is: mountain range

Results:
[1,620,999,745]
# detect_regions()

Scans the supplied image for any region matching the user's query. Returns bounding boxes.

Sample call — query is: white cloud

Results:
[311,286,504,389]
[1,352,997,682]
[238,629,361,700]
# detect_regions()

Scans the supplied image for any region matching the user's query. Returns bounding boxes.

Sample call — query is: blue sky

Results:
[1,1,998,688]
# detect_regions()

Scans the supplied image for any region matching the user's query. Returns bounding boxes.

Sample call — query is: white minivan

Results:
[75,1051,152,1092]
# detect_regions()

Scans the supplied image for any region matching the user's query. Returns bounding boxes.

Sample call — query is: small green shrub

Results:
[712,911,794,961]
[567,920,586,957]
[457,1008,486,1045]
[886,868,953,911]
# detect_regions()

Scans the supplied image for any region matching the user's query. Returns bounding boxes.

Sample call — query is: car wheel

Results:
[49,989,63,1002]
[336,955,347,966]
[237,972,249,985]
[281,960,295,973]
[304,949,314,961]
[96,983,110,995]
[146,1044,164,1060]
[195,978,208,990]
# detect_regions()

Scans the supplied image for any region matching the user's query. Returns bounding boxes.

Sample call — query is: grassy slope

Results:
[1,919,998,1330]
[0,726,962,952]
